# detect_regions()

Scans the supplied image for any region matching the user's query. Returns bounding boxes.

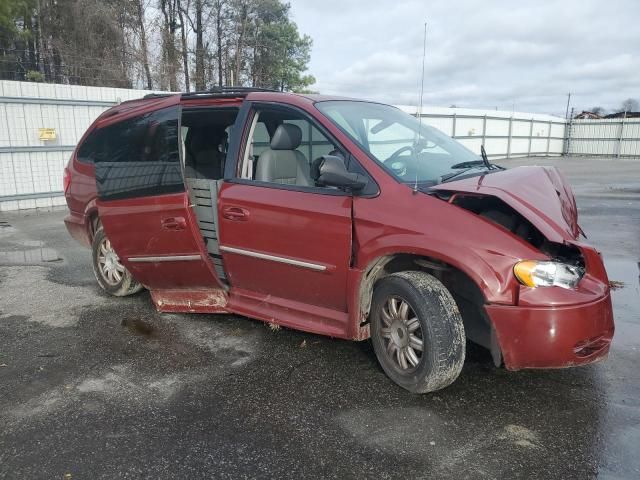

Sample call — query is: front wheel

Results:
[370,271,465,393]
[91,227,144,297]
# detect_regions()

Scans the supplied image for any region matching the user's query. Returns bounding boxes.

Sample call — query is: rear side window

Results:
[77,128,105,164]
[85,107,183,200]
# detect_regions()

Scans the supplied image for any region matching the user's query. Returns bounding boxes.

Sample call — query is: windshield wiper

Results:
[480,144,494,170]
[439,166,480,183]
[450,146,504,171]
[440,145,507,183]
[450,160,486,169]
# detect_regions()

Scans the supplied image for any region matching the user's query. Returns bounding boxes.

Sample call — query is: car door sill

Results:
[227,287,350,339]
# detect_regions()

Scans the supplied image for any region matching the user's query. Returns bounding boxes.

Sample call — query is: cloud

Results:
[290,0,640,115]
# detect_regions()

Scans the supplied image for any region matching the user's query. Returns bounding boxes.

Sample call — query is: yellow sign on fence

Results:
[38,128,56,141]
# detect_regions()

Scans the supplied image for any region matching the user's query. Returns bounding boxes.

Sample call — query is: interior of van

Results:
[180,105,342,284]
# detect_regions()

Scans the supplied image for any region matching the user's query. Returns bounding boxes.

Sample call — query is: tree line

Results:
[585,98,639,117]
[0,0,315,92]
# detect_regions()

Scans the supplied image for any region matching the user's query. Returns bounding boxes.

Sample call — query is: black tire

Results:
[91,227,144,297]
[370,271,465,393]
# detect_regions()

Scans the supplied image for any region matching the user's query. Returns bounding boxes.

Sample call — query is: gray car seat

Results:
[255,124,312,186]
[185,129,225,179]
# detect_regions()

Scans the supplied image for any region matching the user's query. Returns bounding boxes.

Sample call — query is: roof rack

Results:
[181,86,279,98]
[142,92,175,99]
[141,86,279,101]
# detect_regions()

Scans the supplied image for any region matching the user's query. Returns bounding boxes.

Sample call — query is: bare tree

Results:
[212,0,227,87]
[1,0,316,92]
[135,0,153,90]
[160,0,179,91]
[231,0,250,86]
[181,0,206,90]
[176,0,190,91]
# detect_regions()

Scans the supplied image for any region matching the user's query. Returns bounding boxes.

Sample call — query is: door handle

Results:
[222,206,250,221]
[161,216,187,230]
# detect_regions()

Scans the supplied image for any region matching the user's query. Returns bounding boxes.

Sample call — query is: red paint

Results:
[227,286,349,338]
[487,293,613,370]
[431,166,580,242]
[64,91,615,371]
[218,183,352,312]
[97,192,224,290]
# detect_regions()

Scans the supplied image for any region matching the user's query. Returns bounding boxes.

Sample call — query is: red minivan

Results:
[64,88,614,393]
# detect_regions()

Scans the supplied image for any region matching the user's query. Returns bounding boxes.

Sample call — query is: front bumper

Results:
[486,292,614,370]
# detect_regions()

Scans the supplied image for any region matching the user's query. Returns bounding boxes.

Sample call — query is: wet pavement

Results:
[0,156,639,479]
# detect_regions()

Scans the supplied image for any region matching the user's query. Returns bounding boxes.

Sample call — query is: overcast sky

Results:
[289,0,639,116]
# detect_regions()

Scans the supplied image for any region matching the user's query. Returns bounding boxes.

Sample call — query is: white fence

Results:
[567,117,640,158]
[0,81,158,211]
[400,106,567,159]
[1,79,635,212]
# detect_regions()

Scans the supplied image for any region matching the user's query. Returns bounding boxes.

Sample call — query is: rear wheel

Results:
[92,227,143,297]
[370,271,465,393]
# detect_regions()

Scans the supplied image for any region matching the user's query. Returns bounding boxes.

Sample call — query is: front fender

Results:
[355,234,523,305]
[346,237,527,340]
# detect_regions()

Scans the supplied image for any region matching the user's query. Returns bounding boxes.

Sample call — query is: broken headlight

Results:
[513,260,584,289]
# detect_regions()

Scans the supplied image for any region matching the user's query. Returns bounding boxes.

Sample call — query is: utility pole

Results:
[417,22,427,120]
[565,92,571,119]
[565,107,575,156]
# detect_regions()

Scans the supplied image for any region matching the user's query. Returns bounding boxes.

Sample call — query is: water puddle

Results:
[0,221,63,265]
[121,318,156,337]
[0,245,62,265]
[605,258,640,350]
[606,258,640,298]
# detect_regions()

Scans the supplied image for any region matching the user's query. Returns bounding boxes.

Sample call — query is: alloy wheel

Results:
[97,237,125,286]
[378,296,424,371]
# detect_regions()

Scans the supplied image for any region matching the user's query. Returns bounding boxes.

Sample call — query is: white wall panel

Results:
[455,117,484,137]
[511,120,532,137]
[510,138,530,155]
[550,123,566,138]
[0,154,17,196]
[568,119,640,158]
[530,138,548,153]
[457,138,483,153]
[532,121,550,138]
[483,137,509,154]
[486,118,510,137]
[0,105,9,146]
[424,117,454,136]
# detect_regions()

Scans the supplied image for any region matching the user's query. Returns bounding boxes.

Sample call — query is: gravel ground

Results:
[0,155,638,479]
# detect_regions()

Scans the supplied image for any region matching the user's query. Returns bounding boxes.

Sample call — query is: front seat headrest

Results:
[270,124,302,150]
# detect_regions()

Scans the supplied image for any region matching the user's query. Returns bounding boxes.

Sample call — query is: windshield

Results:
[316,101,481,185]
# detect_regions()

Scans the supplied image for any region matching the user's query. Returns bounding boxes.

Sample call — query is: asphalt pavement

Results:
[1,156,638,479]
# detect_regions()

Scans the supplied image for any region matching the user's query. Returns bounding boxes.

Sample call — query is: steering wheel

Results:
[383,145,413,164]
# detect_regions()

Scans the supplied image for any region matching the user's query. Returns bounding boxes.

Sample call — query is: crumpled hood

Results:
[431,166,580,243]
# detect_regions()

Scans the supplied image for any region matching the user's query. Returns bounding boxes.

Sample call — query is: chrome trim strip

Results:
[128,255,202,263]
[219,245,327,271]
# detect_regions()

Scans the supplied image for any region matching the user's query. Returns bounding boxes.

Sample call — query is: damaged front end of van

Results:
[430,165,614,370]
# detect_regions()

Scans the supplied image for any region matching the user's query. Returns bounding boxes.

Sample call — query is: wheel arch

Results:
[84,198,100,242]
[352,251,504,365]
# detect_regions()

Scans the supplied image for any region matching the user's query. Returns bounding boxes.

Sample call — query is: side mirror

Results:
[311,155,368,191]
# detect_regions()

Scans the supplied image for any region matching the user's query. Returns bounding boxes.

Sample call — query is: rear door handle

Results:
[222,206,250,221]
[161,216,187,230]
